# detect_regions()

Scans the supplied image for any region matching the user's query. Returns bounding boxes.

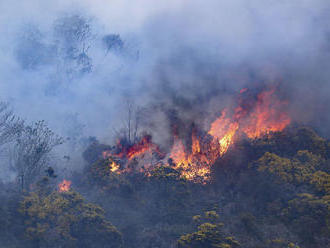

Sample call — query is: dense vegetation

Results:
[0,125,329,247]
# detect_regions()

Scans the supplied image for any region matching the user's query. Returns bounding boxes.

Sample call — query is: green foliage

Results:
[239,212,261,239]
[204,211,220,222]
[265,239,300,248]
[250,142,330,246]
[282,193,330,244]
[251,127,330,158]
[255,150,323,184]
[178,212,240,248]
[19,190,122,248]
[145,166,192,224]
[148,165,183,182]
[87,158,132,194]
[310,171,330,194]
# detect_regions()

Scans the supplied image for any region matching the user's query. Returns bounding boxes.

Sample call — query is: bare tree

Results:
[11,121,63,191]
[53,14,94,75]
[115,100,142,145]
[0,102,24,146]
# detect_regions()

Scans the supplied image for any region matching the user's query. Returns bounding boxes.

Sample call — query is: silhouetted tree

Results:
[11,121,63,191]
[0,102,24,146]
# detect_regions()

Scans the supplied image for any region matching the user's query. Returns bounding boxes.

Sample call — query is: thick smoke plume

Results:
[0,0,330,177]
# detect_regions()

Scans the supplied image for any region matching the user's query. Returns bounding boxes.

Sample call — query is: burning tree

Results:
[84,87,293,184]
[168,87,291,182]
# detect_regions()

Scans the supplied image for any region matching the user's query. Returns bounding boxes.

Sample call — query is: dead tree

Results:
[11,121,63,191]
[115,100,142,145]
[0,102,24,146]
[53,14,94,75]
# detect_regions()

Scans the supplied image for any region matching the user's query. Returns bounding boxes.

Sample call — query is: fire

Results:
[239,88,291,139]
[169,87,291,182]
[209,110,239,156]
[58,179,71,192]
[170,134,211,182]
[126,135,163,160]
[98,87,290,183]
[102,135,164,175]
[109,161,120,173]
[170,136,188,168]
[191,131,201,154]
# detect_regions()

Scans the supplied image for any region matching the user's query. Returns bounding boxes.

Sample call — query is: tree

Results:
[19,190,123,248]
[102,34,124,54]
[255,150,323,184]
[178,211,240,248]
[53,14,94,75]
[0,102,24,147]
[282,193,330,246]
[115,100,142,145]
[15,24,55,70]
[11,121,63,191]
[264,239,300,248]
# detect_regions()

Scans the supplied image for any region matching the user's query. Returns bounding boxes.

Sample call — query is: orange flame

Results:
[58,179,71,192]
[109,161,120,173]
[170,134,211,182]
[126,135,163,160]
[170,136,188,168]
[169,87,291,182]
[192,131,201,154]
[208,110,239,156]
[102,135,164,175]
[240,88,291,139]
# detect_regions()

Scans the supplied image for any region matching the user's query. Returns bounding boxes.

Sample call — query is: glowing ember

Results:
[169,87,291,182]
[102,135,164,175]
[109,161,120,173]
[58,179,71,192]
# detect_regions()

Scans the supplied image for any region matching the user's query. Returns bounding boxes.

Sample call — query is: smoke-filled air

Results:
[0,0,329,247]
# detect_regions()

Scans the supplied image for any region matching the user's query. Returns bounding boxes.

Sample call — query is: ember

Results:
[109,161,120,173]
[58,179,71,192]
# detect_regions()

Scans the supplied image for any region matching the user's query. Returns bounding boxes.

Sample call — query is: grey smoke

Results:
[0,0,329,170]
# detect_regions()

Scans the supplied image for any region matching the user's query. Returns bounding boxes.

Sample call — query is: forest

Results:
[0,93,329,247]
[1,1,330,247]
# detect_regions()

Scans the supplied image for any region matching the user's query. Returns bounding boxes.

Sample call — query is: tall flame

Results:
[170,87,291,182]
[170,134,210,181]
[239,88,291,139]
[208,110,239,156]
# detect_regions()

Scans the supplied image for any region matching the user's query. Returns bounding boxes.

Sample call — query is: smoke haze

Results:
[0,0,330,150]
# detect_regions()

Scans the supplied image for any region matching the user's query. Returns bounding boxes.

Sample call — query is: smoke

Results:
[0,0,330,153]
